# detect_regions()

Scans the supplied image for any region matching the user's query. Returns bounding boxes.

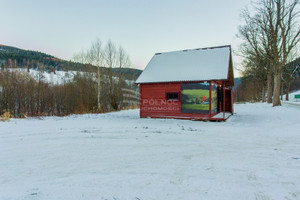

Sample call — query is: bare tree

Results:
[104,40,117,110]
[241,52,268,102]
[73,39,132,112]
[73,50,88,64]
[239,0,300,106]
[282,57,300,100]
[259,0,300,106]
[116,46,130,108]
[73,39,104,112]
[238,12,271,102]
[91,39,103,111]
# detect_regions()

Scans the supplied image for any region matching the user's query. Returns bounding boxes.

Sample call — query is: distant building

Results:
[136,45,234,121]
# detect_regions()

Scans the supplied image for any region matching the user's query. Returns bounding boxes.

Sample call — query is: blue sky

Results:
[0,0,252,74]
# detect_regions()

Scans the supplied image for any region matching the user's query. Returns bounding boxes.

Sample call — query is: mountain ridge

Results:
[0,44,142,80]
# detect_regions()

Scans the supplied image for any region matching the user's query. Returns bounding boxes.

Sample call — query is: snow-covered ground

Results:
[0,103,300,200]
[283,90,300,103]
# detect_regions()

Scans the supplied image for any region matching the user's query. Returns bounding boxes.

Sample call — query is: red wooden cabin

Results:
[135,45,234,121]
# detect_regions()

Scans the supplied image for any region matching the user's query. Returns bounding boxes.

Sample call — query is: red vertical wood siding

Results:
[140,82,214,120]
[140,83,181,117]
[139,81,233,120]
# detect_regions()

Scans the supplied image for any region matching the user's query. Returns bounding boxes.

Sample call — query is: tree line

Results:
[0,40,139,118]
[73,39,132,111]
[236,0,300,105]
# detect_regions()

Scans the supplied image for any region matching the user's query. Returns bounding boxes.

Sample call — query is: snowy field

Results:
[282,90,300,109]
[283,90,300,103]
[0,103,300,200]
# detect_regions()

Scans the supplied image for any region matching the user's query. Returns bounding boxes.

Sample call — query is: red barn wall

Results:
[140,82,213,120]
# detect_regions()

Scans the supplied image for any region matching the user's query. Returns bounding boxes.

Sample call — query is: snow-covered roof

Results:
[136,45,232,84]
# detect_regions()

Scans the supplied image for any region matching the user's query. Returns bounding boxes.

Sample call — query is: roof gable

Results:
[136,45,233,84]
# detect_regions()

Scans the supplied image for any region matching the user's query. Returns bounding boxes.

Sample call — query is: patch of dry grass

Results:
[0,111,11,122]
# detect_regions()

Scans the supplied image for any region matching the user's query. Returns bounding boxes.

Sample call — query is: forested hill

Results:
[0,44,142,80]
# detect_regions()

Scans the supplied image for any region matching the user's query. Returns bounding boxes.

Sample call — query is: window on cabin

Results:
[166,92,179,101]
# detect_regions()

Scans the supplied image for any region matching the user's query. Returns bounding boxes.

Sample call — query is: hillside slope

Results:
[0,44,142,80]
